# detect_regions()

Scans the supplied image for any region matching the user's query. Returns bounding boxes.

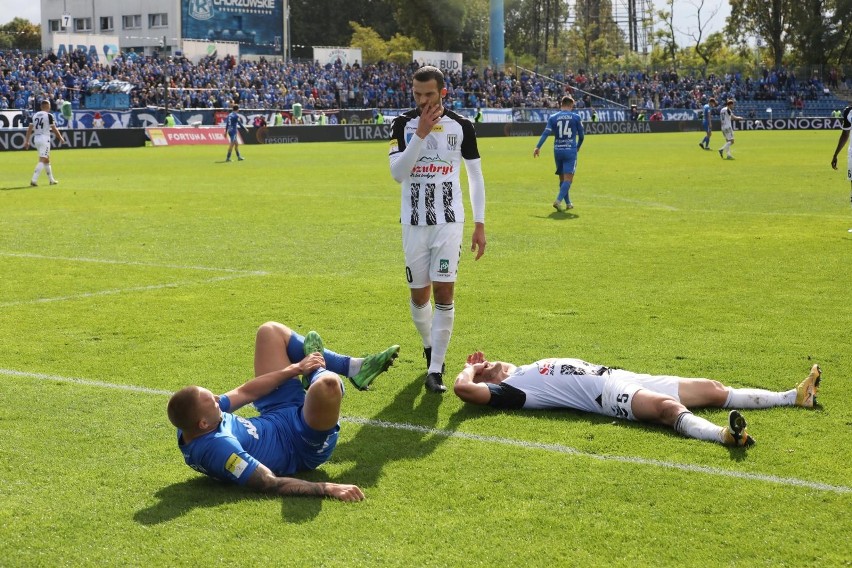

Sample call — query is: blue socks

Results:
[286,331,351,376]
[556,180,572,205]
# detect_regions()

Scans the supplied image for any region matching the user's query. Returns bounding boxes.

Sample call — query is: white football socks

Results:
[410,299,432,348]
[32,162,44,182]
[429,303,455,375]
[674,411,725,444]
[724,387,795,409]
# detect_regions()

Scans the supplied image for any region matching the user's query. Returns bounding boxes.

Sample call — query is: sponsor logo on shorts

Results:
[439,259,449,273]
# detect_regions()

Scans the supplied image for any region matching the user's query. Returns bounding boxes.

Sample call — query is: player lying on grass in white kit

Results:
[454,351,823,447]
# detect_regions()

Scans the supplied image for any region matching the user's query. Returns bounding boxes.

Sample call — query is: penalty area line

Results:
[1,368,848,495]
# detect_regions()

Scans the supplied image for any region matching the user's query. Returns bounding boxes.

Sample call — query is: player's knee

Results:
[657,397,687,424]
[706,380,729,405]
[311,373,343,399]
[256,321,289,341]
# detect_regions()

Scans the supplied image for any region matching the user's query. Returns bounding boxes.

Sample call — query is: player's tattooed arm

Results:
[245,463,364,502]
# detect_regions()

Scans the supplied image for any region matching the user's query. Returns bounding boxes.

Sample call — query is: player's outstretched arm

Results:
[246,463,365,501]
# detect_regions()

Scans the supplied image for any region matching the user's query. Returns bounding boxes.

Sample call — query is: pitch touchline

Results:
[2,368,848,495]
[0,251,268,274]
[0,274,264,308]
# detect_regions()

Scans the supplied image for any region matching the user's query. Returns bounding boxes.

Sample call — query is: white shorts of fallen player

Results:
[600,370,682,421]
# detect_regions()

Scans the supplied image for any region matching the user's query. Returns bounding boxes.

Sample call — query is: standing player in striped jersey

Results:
[718,99,744,160]
[533,96,585,212]
[389,65,487,394]
[698,97,717,150]
[24,100,65,186]
[830,104,852,232]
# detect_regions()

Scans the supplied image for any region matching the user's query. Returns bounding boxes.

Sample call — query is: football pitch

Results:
[1,130,850,566]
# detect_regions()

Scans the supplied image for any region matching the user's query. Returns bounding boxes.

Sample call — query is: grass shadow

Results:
[333,373,469,488]
[135,469,342,525]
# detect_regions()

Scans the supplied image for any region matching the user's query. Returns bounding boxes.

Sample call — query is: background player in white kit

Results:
[454,351,823,448]
[830,104,852,232]
[388,66,487,394]
[24,99,65,186]
[718,99,744,160]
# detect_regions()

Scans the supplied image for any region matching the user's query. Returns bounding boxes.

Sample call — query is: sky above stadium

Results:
[1,0,732,49]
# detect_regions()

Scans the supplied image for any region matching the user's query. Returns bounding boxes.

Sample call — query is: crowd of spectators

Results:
[0,47,847,114]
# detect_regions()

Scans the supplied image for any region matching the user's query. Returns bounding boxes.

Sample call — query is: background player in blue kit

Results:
[698,97,717,150]
[224,104,245,162]
[533,96,585,212]
[167,321,399,501]
[453,350,823,448]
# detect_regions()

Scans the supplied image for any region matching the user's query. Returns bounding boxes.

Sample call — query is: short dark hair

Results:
[561,96,574,107]
[167,386,202,431]
[413,65,444,90]
[232,104,239,111]
[708,97,717,104]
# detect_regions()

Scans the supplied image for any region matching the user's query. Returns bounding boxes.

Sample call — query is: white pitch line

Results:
[0,273,262,308]
[2,368,848,495]
[0,251,267,275]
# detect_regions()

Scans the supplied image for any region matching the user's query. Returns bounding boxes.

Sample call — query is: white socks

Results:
[674,411,724,444]
[32,162,44,182]
[410,299,432,348]
[429,303,455,374]
[724,387,796,409]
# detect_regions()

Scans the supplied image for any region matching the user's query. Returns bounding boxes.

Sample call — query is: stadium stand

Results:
[1,48,848,118]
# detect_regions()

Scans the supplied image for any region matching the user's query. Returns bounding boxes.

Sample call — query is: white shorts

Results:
[847,145,852,181]
[402,223,463,288]
[721,127,734,142]
[34,135,51,159]
[600,370,681,421]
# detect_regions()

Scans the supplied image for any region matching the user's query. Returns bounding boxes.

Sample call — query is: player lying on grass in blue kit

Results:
[167,321,399,501]
[454,350,823,448]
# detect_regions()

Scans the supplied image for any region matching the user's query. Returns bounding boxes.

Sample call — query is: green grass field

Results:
[1,130,850,567]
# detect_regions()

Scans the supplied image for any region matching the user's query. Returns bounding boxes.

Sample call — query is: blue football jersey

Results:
[225,111,241,133]
[176,394,296,485]
[538,110,585,151]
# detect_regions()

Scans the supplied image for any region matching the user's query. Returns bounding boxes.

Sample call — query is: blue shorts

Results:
[702,121,711,132]
[254,378,340,472]
[553,149,578,176]
[227,130,239,142]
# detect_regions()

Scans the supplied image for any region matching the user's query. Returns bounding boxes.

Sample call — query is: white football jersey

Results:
[31,110,55,137]
[489,358,610,411]
[389,108,480,226]
[720,107,735,130]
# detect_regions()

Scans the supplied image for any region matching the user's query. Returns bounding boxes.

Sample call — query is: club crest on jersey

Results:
[538,363,554,375]
[447,134,457,150]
